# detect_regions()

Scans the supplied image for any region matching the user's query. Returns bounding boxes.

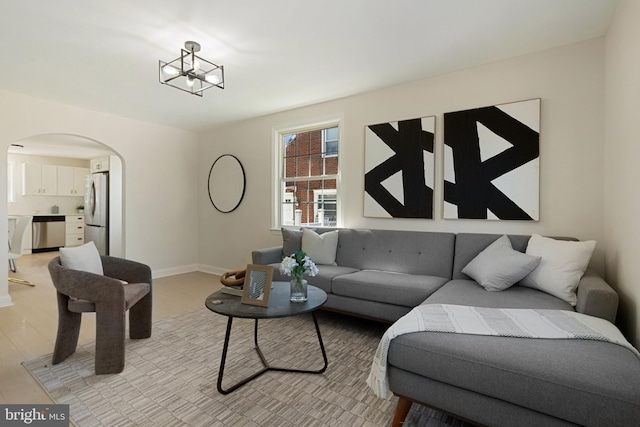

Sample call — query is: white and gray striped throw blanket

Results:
[366,304,640,398]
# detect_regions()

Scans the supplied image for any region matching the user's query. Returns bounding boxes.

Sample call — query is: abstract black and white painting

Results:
[443,98,540,220]
[364,116,435,218]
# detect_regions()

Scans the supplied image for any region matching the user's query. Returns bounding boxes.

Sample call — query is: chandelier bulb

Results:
[205,75,220,85]
[186,75,195,87]
[162,65,179,76]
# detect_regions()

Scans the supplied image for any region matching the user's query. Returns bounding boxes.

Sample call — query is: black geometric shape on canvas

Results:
[365,118,434,218]
[444,105,539,220]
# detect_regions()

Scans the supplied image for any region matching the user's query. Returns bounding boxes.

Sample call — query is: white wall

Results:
[0,91,199,307]
[604,0,640,347]
[199,39,606,277]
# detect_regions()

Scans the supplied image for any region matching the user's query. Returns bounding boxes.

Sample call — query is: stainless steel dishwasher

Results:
[32,216,66,252]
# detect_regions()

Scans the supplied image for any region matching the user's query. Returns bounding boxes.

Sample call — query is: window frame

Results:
[272,119,342,230]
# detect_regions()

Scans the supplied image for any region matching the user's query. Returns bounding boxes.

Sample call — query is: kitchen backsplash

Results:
[9,195,84,216]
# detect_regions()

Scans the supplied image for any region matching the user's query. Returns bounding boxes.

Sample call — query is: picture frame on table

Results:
[241,264,274,307]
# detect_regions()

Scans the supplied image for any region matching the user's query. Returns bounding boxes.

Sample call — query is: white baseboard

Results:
[197,264,231,276]
[152,264,199,279]
[0,294,13,308]
[151,264,232,279]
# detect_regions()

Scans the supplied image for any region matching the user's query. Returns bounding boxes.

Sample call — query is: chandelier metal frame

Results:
[159,41,224,97]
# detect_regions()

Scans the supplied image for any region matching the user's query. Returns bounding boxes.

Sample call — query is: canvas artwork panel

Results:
[364,116,435,219]
[443,98,540,220]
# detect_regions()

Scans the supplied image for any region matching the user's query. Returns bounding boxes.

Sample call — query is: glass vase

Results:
[290,277,308,302]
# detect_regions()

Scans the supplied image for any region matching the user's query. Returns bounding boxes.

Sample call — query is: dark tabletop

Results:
[205,281,328,319]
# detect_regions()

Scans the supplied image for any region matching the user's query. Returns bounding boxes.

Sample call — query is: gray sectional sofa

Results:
[252,228,640,427]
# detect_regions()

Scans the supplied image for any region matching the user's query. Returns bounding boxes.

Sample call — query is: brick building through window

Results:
[281,126,338,226]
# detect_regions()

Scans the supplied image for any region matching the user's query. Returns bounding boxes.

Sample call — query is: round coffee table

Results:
[205,281,328,394]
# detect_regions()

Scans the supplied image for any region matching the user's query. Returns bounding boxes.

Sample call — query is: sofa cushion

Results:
[281,227,303,257]
[281,227,323,257]
[520,234,596,306]
[425,279,574,311]
[267,262,358,294]
[302,228,339,265]
[452,233,531,280]
[388,332,640,426]
[325,294,412,323]
[462,235,541,292]
[335,229,455,277]
[307,265,359,294]
[388,367,571,427]
[333,270,449,307]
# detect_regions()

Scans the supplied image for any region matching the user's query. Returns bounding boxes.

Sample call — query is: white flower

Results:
[279,256,298,276]
[308,262,319,276]
[279,250,318,277]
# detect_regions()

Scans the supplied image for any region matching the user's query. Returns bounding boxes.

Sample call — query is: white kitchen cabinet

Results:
[74,167,89,195]
[65,215,85,247]
[57,166,74,195]
[58,166,89,196]
[22,163,40,195]
[22,163,58,195]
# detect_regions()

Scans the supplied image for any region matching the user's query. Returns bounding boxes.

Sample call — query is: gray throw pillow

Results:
[462,235,541,292]
[282,228,303,258]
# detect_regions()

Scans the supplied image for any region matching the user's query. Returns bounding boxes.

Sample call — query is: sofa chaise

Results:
[252,228,640,427]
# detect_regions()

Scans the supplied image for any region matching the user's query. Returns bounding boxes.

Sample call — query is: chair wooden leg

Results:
[391,396,413,427]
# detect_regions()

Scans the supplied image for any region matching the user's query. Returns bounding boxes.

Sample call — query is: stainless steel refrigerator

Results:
[84,172,109,255]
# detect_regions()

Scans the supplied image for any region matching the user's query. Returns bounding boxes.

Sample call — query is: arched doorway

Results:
[7,133,124,258]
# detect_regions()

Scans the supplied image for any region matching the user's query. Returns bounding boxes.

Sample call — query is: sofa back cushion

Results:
[336,229,456,278]
[281,227,331,258]
[453,233,531,280]
[282,228,304,257]
[301,228,339,265]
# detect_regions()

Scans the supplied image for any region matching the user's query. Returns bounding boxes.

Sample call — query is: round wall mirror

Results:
[208,154,246,213]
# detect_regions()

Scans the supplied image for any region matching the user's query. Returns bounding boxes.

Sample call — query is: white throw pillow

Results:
[301,229,339,265]
[462,235,541,292]
[59,241,104,275]
[520,234,596,306]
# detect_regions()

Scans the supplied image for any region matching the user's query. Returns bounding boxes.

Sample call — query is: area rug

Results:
[23,308,471,426]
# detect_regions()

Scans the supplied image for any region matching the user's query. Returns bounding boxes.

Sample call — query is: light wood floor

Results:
[1,251,221,404]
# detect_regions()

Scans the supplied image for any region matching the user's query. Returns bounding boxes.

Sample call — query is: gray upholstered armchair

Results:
[48,256,152,374]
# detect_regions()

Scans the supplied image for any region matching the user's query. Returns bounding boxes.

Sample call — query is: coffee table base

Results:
[217,312,328,394]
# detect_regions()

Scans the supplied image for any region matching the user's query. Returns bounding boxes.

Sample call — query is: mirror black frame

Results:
[207,154,246,213]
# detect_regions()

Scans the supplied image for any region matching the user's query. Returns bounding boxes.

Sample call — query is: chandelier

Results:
[159,41,224,96]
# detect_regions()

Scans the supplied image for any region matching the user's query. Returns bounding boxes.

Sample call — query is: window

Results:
[322,127,338,157]
[277,123,340,228]
[314,189,337,225]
